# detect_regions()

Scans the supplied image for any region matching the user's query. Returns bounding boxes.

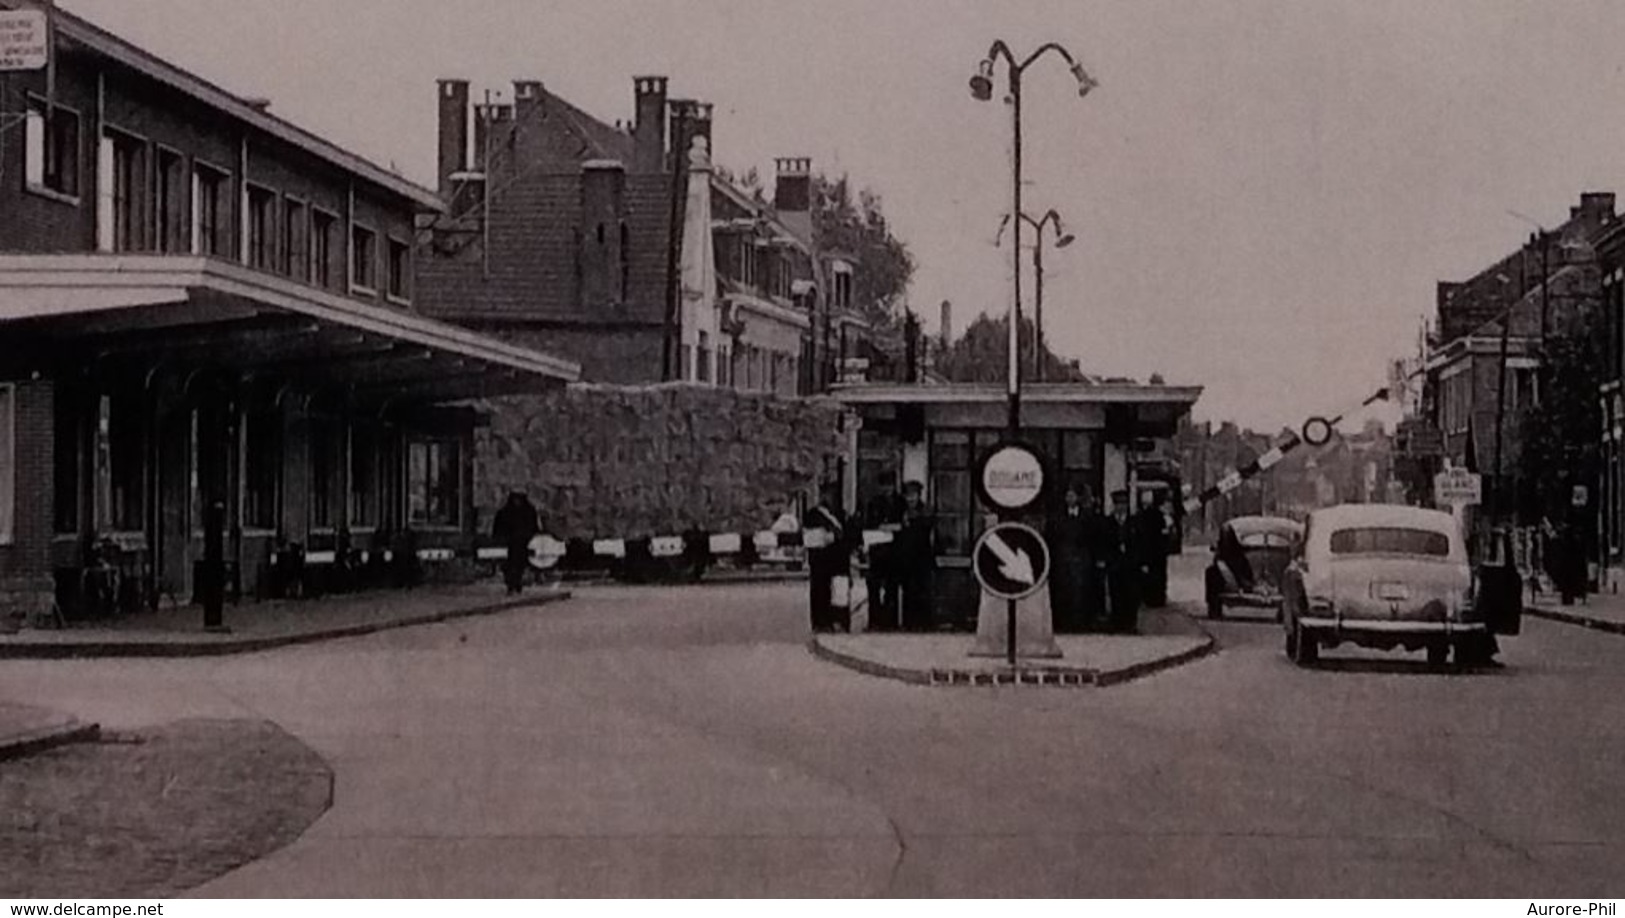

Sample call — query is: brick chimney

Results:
[472,98,514,171]
[633,76,667,173]
[940,299,953,345]
[774,157,812,213]
[686,101,714,150]
[1574,191,1616,223]
[513,79,544,118]
[436,79,470,198]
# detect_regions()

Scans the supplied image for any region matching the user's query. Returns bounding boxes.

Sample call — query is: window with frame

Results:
[243,410,279,530]
[833,269,853,311]
[246,185,277,271]
[930,430,976,556]
[387,238,410,301]
[407,438,461,528]
[350,424,378,529]
[696,331,711,384]
[283,199,308,280]
[105,131,146,252]
[351,224,378,292]
[310,416,339,530]
[311,210,336,288]
[0,385,13,545]
[107,394,145,533]
[154,148,185,254]
[23,99,80,198]
[192,164,229,257]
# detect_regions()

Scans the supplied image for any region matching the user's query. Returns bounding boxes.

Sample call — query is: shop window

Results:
[408,438,461,528]
[0,385,12,545]
[387,238,411,302]
[23,99,79,198]
[312,210,336,288]
[192,163,230,257]
[243,410,279,530]
[350,425,378,529]
[53,388,80,535]
[351,224,378,292]
[107,394,145,533]
[283,199,308,281]
[154,147,185,254]
[247,185,277,271]
[930,430,976,556]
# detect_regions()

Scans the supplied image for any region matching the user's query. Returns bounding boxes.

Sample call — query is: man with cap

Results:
[492,490,541,595]
[804,479,851,633]
[895,480,937,632]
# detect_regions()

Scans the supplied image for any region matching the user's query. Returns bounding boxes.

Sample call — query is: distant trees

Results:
[935,312,1088,383]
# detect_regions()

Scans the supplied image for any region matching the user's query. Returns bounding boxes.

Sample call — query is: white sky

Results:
[60,0,1625,431]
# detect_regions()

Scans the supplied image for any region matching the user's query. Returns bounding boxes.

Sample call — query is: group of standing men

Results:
[805,479,938,633]
[1045,484,1174,635]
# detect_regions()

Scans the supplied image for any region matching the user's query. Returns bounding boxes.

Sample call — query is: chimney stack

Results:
[436,79,470,198]
[633,76,668,173]
[473,97,514,171]
[774,157,812,213]
[940,299,953,345]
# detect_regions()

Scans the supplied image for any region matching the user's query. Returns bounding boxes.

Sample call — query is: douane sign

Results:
[0,9,46,72]
[976,442,1046,512]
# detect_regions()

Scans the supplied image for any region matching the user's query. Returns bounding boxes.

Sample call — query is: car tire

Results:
[1426,643,1450,669]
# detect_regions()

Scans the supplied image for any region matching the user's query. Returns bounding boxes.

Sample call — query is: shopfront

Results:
[833,382,1202,626]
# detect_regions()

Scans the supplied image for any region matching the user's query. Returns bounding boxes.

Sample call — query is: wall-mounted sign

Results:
[0,10,47,72]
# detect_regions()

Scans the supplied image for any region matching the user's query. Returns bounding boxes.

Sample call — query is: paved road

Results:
[2,557,1622,896]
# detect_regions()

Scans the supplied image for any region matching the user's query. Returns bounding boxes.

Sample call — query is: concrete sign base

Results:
[969,585,1062,659]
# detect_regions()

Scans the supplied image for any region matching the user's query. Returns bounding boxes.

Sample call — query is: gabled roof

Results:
[21,1,442,212]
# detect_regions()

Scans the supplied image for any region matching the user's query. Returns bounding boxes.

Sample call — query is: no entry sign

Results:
[972,522,1050,601]
[976,442,1046,513]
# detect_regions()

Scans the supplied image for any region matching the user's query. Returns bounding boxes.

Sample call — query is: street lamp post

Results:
[996,209,1076,382]
[971,41,1097,438]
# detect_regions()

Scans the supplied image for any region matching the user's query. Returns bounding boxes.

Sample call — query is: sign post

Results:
[971,522,1054,664]
[974,442,1048,662]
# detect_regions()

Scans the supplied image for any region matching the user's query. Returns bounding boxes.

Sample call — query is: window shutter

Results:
[96,135,115,252]
[190,171,202,255]
[23,111,44,188]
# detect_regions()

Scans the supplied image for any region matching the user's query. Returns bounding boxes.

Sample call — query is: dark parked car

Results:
[1205,516,1303,620]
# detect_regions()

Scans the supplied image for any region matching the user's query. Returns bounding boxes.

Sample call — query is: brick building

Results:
[417,76,872,393]
[1420,192,1614,528]
[0,4,577,619]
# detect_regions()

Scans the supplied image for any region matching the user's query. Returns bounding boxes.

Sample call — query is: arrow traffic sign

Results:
[972,522,1051,601]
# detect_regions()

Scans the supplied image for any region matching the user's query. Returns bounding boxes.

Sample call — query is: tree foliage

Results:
[810,174,915,329]
[935,312,1089,383]
[1516,328,1603,526]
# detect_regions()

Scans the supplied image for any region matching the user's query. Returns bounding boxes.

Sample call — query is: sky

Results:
[57,0,1625,432]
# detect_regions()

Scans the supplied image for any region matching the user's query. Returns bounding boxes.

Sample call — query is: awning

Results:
[0,254,579,404]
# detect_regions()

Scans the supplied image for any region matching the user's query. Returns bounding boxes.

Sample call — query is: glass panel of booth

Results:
[0,384,13,545]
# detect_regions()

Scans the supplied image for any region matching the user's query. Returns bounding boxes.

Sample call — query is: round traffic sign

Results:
[1302,416,1335,447]
[972,522,1051,601]
[976,442,1046,512]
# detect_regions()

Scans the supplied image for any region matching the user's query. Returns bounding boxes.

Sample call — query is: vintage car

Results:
[1204,516,1303,619]
[1279,504,1495,668]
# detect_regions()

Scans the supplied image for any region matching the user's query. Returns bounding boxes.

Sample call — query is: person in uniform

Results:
[804,480,851,633]
[896,480,937,632]
[1136,491,1172,608]
[492,490,541,595]
[1046,482,1095,634]
[864,489,903,631]
[1102,489,1141,634]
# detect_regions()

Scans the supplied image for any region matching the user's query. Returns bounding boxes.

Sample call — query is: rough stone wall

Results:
[475,384,844,539]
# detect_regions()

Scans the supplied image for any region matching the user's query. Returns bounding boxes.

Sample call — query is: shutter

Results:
[23,111,44,188]
[190,171,202,255]
[96,135,115,252]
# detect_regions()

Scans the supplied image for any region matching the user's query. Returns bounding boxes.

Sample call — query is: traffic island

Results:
[809,607,1215,687]
[0,702,100,762]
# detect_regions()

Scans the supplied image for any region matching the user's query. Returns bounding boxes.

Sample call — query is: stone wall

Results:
[474,384,844,539]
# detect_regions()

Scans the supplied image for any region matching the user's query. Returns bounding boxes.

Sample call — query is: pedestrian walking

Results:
[492,490,541,595]
[1102,489,1141,634]
[805,480,851,633]
[896,480,937,632]
[1136,491,1172,608]
[1046,482,1095,634]
[864,489,903,631]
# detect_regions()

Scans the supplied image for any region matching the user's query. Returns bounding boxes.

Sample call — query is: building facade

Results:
[416,77,871,394]
[0,4,577,619]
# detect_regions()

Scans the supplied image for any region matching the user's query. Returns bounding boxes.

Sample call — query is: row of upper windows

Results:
[20,97,410,304]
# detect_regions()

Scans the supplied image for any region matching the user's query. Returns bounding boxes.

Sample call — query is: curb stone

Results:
[0,590,570,660]
[808,620,1218,689]
[1526,605,1625,635]
[0,719,102,762]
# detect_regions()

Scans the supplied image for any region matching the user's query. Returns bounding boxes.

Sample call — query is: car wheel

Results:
[1426,643,1450,669]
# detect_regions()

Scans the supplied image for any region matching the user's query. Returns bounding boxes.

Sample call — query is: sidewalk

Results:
[0,584,570,659]
[0,702,100,760]
[810,606,1214,688]
[1528,587,1625,635]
